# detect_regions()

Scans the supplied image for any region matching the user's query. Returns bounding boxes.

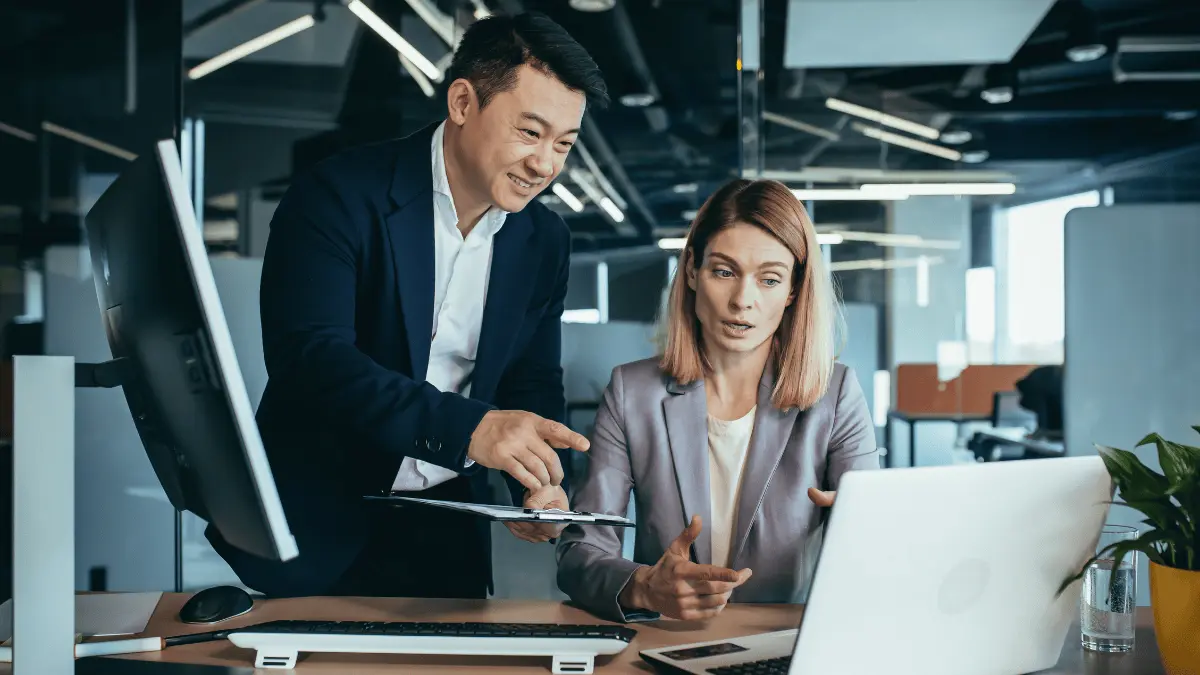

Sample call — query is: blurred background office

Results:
[0,0,1196,607]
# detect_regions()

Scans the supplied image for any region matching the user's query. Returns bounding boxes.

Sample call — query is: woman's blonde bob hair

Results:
[658,178,843,411]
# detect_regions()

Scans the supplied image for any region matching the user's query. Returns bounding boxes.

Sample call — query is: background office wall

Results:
[1064,203,1200,607]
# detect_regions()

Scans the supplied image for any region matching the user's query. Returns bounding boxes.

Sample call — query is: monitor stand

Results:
[11,355,184,673]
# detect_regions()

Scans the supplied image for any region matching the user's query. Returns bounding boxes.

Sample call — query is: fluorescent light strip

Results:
[41,122,136,161]
[861,182,1016,197]
[762,111,840,142]
[347,0,442,81]
[399,54,435,97]
[188,14,315,80]
[792,188,908,201]
[830,256,944,272]
[400,0,456,46]
[0,121,36,142]
[822,230,961,250]
[568,169,606,204]
[856,124,962,161]
[599,197,625,223]
[659,233,842,250]
[826,98,940,140]
[552,183,584,212]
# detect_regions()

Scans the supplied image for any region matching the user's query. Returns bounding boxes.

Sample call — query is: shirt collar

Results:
[432,120,507,238]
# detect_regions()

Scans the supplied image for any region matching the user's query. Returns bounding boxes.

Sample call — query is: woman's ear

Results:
[446,79,475,125]
[685,249,698,291]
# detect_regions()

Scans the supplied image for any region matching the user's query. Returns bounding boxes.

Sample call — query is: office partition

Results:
[1064,203,1200,605]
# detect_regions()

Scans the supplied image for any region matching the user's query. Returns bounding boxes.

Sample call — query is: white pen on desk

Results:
[0,636,165,662]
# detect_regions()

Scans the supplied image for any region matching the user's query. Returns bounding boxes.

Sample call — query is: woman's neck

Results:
[704,341,772,421]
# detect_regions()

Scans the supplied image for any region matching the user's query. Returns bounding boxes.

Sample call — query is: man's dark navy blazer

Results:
[207,122,572,597]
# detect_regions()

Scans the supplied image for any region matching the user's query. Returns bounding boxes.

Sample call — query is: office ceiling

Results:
[1,0,1199,256]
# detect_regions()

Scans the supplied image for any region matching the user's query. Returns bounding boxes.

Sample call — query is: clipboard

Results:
[363,495,635,527]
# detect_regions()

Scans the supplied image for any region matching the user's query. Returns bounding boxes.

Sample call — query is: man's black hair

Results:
[445,12,609,110]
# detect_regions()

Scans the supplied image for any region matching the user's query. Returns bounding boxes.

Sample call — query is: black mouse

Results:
[179,585,254,624]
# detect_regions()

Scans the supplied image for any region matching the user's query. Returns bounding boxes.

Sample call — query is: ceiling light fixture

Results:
[861,182,1016,197]
[187,14,316,80]
[620,93,656,108]
[569,0,616,10]
[0,120,36,142]
[792,188,909,201]
[960,149,990,164]
[599,197,625,223]
[552,183,584,212]
[939,129,973,145]
[830,256,945,272]
[41,121,136,161]
[825,98,940,141]
[399,54,435,98]
[347,0,442,81]
[855,124,963,161]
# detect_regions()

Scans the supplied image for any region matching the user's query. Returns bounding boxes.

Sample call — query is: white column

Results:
[13,356,76,673]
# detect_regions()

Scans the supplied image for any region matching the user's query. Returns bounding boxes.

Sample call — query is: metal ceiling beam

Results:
[582,113,657,240]
[997,139,1200,206]
[183,0,268,39]
[942,86,1200,121]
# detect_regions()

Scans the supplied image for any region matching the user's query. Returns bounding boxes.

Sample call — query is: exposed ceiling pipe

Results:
[582,114,658,239]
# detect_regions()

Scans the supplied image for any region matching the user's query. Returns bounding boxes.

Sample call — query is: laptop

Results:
[639,456,1112,675]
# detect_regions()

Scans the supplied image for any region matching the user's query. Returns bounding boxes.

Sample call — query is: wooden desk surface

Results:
[25,594,1169,674]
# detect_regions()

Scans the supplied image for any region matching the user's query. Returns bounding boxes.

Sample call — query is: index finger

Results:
[535,418,590,452]
[675,562,744,584]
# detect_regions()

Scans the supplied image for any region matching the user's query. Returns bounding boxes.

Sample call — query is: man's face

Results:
[456,64,586,213]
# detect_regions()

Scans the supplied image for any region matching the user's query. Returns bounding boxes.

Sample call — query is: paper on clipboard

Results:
[365,495,635,527]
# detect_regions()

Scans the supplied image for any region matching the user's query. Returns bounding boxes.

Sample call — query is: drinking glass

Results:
[1080,525,1139,652]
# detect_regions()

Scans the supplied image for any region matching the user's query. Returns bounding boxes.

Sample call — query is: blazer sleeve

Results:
[825,365,881,488]
[555,367,659,623]
[494,222,571,506]
[259,169,492,474]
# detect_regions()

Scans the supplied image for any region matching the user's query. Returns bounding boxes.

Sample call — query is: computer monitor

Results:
[82,139,298,563]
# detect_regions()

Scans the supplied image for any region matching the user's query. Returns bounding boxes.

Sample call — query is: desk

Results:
[974,427,1066,458]
[884,411,990,468]
[13,593,1162,674]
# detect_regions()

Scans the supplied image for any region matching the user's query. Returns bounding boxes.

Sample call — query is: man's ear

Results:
[446,79,475,125]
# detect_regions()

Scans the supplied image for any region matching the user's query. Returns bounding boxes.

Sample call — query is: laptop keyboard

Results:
[707,656,792,674]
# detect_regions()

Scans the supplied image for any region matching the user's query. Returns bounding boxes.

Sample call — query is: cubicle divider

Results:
[1064,203,1200,606]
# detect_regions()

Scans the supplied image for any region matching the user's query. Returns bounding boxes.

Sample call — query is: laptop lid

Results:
[788,456,1111,675]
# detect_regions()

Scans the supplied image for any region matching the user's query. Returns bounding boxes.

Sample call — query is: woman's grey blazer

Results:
[555,356,879,622]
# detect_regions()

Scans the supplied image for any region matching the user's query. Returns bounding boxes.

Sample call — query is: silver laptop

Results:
[640,456,1112,675]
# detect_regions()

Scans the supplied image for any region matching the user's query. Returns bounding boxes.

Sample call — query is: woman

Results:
[556,178,878,623]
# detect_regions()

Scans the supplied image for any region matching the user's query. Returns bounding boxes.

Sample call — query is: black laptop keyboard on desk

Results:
[707,656,792,675]
[233,619,637,641]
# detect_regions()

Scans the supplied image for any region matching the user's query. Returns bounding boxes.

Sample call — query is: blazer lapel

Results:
[472,211,535,398]
[385,124,439,380]
[663,380,713,566]
[729,367,801,569]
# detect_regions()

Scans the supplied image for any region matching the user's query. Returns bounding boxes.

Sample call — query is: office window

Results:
[997,191,1099,364]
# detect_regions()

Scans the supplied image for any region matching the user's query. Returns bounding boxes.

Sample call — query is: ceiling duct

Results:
[1113,37,1200,83]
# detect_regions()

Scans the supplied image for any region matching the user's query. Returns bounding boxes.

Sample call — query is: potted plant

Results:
[1060,427,1200,674]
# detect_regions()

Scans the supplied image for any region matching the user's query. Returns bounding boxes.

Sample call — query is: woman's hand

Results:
[620,516,752,621]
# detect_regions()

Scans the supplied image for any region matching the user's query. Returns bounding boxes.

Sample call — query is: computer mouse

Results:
[178,585,254,625]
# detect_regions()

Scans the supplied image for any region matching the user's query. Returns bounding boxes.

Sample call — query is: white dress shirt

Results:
[391,121,508,492]
[707,406,756,568]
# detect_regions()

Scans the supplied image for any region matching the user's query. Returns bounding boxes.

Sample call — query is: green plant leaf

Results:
[1096,444,1169,500]
[1141,433,1200,495]
[1119,497,1189,534]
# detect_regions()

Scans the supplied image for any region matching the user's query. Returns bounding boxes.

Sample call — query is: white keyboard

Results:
[226,620,637,673]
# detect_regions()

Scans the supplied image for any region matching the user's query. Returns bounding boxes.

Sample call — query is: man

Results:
[207,13,607,600]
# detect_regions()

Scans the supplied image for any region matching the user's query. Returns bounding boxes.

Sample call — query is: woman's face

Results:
[688,223,797,359]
